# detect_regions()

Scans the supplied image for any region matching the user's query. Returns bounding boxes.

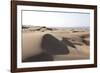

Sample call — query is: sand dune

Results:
[22,26,90,61]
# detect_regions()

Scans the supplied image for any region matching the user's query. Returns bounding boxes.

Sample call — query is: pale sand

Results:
[22,29,90,61]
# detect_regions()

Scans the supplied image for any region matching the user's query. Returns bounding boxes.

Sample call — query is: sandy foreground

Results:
[22,26,90,61]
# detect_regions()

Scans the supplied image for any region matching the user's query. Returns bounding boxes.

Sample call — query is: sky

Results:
[22,10,90,28]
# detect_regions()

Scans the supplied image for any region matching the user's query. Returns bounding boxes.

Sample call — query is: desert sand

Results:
[22,25,90,61]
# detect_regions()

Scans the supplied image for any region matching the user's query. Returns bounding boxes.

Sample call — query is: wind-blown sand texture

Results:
[22,25,90,62]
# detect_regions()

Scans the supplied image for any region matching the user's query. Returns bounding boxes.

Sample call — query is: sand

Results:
[22,26,90,61]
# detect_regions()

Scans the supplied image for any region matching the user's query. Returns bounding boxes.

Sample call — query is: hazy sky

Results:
[22,10,90,28]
